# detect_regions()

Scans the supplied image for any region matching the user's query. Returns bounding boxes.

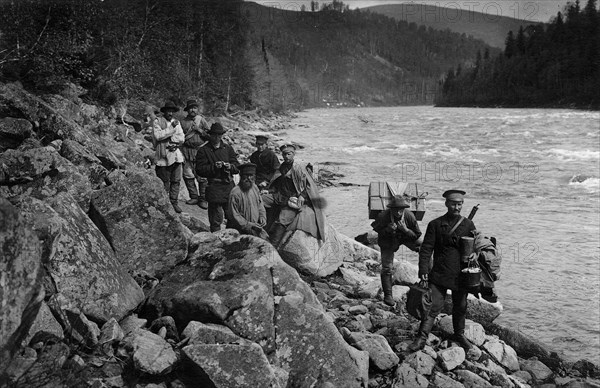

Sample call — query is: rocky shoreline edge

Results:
[1,81,599,388]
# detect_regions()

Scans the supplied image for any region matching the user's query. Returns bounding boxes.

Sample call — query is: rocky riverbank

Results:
[1,81,599,388]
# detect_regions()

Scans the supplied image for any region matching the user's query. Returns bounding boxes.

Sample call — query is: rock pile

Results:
[1,82,599,387]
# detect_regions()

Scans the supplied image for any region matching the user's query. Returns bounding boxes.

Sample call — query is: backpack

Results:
[472,231,501,302]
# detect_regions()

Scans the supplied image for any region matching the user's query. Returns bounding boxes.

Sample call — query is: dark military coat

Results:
[418,214,476,290]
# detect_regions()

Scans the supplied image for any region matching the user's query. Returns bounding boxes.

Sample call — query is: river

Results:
[283,106,600,364]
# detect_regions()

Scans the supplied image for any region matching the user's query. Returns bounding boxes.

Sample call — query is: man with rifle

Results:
[408,189,477,353]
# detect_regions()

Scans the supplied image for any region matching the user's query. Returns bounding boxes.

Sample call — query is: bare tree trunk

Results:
[197,20,204,92]
[225,73,232,112]
[225,47,232,112]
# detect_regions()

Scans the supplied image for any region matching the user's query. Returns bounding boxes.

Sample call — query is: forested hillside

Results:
[244,2,498,109]
[0,0,495,111]
[365,3,539,49]
[436,0,600,109]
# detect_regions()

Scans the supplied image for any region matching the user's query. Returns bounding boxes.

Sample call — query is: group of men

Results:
[144,100,324,247]
[371,189,478,354]
[144,99,210,213]
[145,100,481,354]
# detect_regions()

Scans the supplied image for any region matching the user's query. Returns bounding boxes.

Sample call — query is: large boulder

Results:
[60,139,109,189]
[393,260,420,285]
[122,329,177,375]
[394,363,429,388]
[0,82,90,144]
[0,147,92,210]
[486,322,563,370]
[143,233,369,387]
[0,199,45,377]
[454,369,493,388]
[483,338,520,372]
[520,358,553,382]
[14,193,144,322]
[0,117,32,152]
[21,302,64,347]
[0,82,149,171]
[89,171,188,278]
[183,343,281,388]
[279,224,380,277]
[345,331,400,371]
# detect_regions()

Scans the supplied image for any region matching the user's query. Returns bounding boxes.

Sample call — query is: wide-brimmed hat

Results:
[183,99,201,111]
[160,101,179,113]
[387,196,410,209]
[208,122,226,135]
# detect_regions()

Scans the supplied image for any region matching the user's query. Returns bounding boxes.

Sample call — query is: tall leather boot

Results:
[269,223,287,249]
[408,315,435,352]
[452,313,472,350]
[184,178,199,205]
[197,178,208,209]
[380,272,395,307]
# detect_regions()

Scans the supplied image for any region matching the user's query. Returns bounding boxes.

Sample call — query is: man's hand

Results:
[258,217,266,227]
[215,161,224,169]
[418,273,428,288]
[171,119,180,127]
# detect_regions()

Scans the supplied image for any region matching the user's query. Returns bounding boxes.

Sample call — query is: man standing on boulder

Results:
[180,99,210,209]
[262,144,326,248]
[371,196,421,306]
[409,189,476,352]
[250,135,280,190]
[227,163,269,240]
[151,101,185,213]
[195,123,239,232]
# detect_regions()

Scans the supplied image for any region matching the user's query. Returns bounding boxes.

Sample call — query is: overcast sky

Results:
[250,1,572,22]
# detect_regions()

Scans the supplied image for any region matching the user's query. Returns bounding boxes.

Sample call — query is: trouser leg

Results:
[380,248,395,306]
[197,177,208,208]
[198,177,207,200]
[208,202,225,232]
[269,223,287,248]
[168,163,182,203]
[182,161,198,201]
[155,166,169,193]
[452,289,468,335]
[451,288,471,350]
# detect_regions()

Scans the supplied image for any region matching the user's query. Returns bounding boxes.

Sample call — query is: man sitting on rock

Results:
[262,144,326,248]
[226,163,269,240]
[409,189,476,353]
[195,123,239,232]
[371,196,422,306]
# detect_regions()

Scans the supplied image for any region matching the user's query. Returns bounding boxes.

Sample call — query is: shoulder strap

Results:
[448,216,465,235]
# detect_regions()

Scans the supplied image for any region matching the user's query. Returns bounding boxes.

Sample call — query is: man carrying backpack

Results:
[409,189,476,353]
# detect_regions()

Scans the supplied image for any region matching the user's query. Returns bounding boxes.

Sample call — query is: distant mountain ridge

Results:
[244,1,498,108]
[364,3,544,48]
